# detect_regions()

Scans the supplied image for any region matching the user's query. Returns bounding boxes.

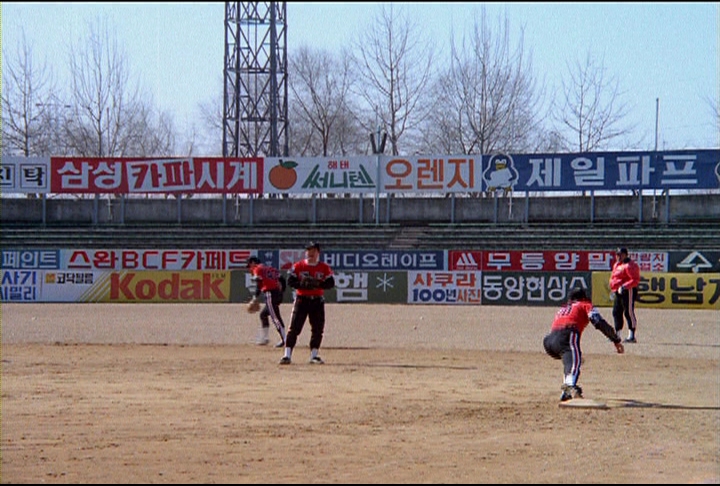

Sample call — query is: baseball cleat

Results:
[560,384,583,401]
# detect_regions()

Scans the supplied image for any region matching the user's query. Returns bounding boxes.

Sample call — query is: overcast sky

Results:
[3,2,718,151]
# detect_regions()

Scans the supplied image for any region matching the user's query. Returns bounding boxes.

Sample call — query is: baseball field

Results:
[2,303,718,483]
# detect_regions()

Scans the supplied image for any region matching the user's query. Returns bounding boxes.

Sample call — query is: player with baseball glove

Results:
[246,256,287,347]
[543,287,624,402]
[298,275,320,289]
[278,241,335,365]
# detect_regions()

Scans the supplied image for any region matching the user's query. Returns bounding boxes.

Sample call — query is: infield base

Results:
[558,398,608,409]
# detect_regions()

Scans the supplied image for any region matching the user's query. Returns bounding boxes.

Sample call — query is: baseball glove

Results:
[299,276,319,289]
[247,298,261,314]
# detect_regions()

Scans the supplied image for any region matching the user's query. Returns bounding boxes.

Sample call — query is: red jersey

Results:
[290,259,333,297]
[609,257,641,292]
[251,263,282,292]
[550,299,598,334]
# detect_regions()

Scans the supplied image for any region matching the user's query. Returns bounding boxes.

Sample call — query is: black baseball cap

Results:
[569,287,588,301]
[246,256,261,268]
[305,241,320,251]
[616,247,628,255]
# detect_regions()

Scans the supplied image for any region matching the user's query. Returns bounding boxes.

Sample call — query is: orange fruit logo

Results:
[269,159,298,190]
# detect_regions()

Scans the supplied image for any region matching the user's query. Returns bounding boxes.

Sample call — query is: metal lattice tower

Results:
[223,1,288,157]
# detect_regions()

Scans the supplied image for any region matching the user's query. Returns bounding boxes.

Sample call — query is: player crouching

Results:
[543,287,624,401]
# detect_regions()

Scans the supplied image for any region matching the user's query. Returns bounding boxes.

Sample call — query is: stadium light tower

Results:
[223,1,288,158]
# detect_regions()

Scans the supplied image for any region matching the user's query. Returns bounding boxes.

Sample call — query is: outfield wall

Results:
[3,247,718,309]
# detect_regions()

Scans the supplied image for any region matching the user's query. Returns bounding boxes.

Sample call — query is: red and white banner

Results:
[50,157,263,194]
[63,249,252,271]
[449,250,618,272]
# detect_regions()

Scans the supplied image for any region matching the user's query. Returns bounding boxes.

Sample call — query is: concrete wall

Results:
[2,193,718,226]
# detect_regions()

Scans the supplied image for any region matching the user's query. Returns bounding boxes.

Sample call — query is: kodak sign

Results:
[101,271,230,302]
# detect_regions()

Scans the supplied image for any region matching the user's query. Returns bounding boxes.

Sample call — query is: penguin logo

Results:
[483,153,519,194]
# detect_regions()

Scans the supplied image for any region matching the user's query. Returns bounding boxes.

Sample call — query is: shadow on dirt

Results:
[608,398,720,411]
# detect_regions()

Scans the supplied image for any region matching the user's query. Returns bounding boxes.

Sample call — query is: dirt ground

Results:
[1,303,718,484]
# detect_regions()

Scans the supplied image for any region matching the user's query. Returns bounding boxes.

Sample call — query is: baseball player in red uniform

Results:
[247,256,287,347]
[609,247,641,343]
[279,242,335,365]
[543,287,624,401]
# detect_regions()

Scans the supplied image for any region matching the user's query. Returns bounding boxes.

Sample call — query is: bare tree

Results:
[289,45,360,156]
[350,4,435,155]
[196,84,225,156]
[63,17,175,157]
[121,103,176,157]
[417,69,468,155]
[1,30,59,157]
[551,50,635,152]
[420,8,544,156]
[332,106,369,156]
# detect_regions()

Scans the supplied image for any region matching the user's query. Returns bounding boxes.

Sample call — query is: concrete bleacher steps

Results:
[1,222,717,251]
[402,223,720,251]
[0,224,401,251]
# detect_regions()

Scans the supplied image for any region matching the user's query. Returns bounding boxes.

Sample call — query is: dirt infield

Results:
[2,303,719,484]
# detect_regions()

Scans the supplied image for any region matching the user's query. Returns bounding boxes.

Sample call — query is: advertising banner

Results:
[592,272,720,309]
[478,250,616,272]
[99,271,231,303]
[0,156,50,194]
[277,249,445,272]
[324,271,409,303]
[1,269,41,302]
[381,156,481,194]
[40,270,107,302]
[1,269,105,302]
[668,250,720,273]
[4,150,718,195]
[49,157,263,194]
[233,270,409,304]
[263,157,376,195]
[407,271,482,304]
[0,270,233,303]
[3,246,718,309]
[481,272,592,306]
[628,251,669,273]
[1,249,61,269]
[473,150,720,193]
[63,249,252,271]
[319,249,446,271]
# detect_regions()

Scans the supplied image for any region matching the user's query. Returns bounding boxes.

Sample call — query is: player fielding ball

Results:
[543,287,624,408]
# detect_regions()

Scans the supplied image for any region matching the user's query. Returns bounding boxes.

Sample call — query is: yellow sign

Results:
[79,271,231,303]
[592,272,720,310]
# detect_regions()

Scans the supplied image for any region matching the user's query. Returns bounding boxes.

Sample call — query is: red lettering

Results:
[111,273,136,299]
[158,273,179,299]
[93,250,117,269]
[67,250,91,269]
[203,274,224,298]
[162,251,179,269]
[142,250,159,269]
[180,278,202,299]
[135,279,155,299]
[180,250,196,270]
[122,251,139,269]
[109,272,226,301]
